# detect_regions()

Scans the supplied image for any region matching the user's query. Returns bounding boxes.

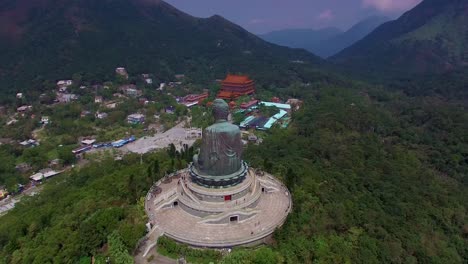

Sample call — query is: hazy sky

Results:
[164,0,423,33]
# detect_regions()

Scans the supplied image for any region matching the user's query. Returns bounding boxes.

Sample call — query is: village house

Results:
[127,113,145,124]
[57,80,73,92]
[120,84,142,97]
[40,116,49,125]
[57,93,79,103]
[96,112,108,119]
[19,139,39,148]
[17,105,32,113]
[57,80,73,87]
[106,102,117,109]
[16,93,23,99]
[116,67,129,79]
[57,80,73,86]
[94,96,103,104]
[180,92,209,107]
[126,88,140,97]
[30,168,62,183]
[81,138,96,145]
[142,74,153,84]
[168,82,182,87]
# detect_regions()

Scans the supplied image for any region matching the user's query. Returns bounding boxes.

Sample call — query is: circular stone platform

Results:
[145,168,292,248]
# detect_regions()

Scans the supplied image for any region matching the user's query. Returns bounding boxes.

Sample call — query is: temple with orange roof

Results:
[217,74,255,100]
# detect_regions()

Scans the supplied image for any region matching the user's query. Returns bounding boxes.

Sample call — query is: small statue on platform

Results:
[193,99,243,176]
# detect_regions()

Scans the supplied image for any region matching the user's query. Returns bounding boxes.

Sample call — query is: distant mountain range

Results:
[259,16,390,58]
[0,0,322,92]
[258,27,343,56]
[332,0,468,78]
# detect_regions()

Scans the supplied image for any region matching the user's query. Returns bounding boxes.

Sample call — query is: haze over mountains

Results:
[258,27,343,57]
[0,0,321,92]
[332,0,468,78]
[260,16,390,58]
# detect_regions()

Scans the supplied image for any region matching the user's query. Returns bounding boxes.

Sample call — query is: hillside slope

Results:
[0,0,321,92]
[332,0,468,78]
[318,16,390,58]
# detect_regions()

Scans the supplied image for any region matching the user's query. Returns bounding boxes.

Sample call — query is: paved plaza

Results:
[144,169,292,248]
[125,122,201,154]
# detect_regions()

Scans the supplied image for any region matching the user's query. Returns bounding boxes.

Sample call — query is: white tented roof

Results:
[259,101,291,110]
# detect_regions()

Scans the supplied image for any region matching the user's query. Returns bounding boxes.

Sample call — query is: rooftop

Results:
[223,74,253,84]
[30,169,61,181]
[260,101,291,110]
[128,113,145,119]
[262,110,288,129]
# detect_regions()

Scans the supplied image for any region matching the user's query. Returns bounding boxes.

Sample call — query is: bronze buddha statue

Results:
[193,99,243,176]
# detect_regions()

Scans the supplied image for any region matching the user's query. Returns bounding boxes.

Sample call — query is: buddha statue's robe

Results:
[193,121,243,176]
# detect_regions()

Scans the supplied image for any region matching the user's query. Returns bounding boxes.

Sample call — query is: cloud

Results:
[362,0,423,12]
[317,9,334,20]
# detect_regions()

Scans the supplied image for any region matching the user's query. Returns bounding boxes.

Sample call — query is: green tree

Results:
[108,231,133,264]
[58,145,76,165]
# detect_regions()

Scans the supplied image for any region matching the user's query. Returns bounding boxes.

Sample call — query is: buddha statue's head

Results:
[212,99,229,122]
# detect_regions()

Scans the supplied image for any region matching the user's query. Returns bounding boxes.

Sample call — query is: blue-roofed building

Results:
[240,116,255,128]
[112,139,127,148]
[249,117,269,129]
[127,113,145,124]
[261,110,288,130]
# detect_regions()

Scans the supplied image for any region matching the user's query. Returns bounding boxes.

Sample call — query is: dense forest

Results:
[0,151,177,263]
[243,86,468,263]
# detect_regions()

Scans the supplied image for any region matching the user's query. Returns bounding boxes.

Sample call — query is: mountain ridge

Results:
[332,0,468,77]
[0,0,322,92]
